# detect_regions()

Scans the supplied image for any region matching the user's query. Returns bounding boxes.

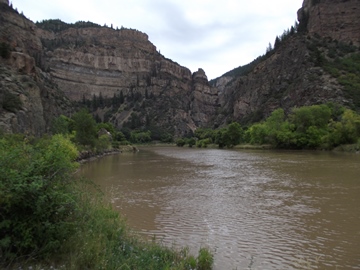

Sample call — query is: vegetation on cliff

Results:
[36,19,102,33]
[0,132,213,269]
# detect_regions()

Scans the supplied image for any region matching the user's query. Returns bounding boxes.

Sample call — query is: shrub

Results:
[186,137,196,147]
[197,247,214,270]
[176,138,186,147]
[0,134,78,261]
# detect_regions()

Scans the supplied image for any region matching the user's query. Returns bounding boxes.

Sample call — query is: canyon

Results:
[0,0,359,136]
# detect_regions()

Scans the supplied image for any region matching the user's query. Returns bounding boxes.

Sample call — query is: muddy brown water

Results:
[79,147,360,269]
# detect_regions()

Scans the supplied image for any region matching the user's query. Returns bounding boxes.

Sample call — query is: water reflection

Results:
[79,147,360,269]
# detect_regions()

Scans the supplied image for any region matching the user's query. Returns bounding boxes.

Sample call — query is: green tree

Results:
[51,115,72,135]
[227,122,243,146]
[245,122,268,145]
[186,137,196,147]
[289,105,331,148]
[214,128,230,148]
[72,109,97,147]
[326,109,360,147]
[130,130,152,143]
[176,138,186,147]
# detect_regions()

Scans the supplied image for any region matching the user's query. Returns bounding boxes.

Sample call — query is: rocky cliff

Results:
[37,20,218,136]
[298,0,360,46]
[0,3,72,135]
[213,0,360,125]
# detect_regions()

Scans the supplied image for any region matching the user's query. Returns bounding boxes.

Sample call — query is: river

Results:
[79,147,360,269]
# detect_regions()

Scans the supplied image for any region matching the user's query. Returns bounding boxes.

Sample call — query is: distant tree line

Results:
[36,19,102,33]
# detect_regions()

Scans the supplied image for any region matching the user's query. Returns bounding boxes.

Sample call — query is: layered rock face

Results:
[0,3,72,135]
[298,0,360,46]
[40,24,218,135]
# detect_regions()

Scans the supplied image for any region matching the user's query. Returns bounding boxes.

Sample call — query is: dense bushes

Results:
[176,104,360,150]
[51,110,129,150]
[245,104,360,149]
[0,134,79,261]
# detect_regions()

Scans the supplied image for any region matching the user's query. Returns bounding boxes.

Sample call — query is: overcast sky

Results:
[12,0,303,79]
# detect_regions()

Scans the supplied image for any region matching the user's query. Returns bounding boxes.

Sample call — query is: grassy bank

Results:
[0,134,213,269]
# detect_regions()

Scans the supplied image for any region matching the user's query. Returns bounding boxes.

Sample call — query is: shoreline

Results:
[76,145,139,163]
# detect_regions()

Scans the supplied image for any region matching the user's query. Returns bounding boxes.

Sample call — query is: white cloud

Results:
[12,0,303,79]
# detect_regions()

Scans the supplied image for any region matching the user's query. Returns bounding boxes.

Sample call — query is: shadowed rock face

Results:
[213,0,359,125]
[0,3,73,135]
[0,0,359,136]
[214,35,346,125]
[298,0,360,46]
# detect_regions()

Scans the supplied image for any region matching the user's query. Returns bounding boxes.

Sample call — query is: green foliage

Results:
[72,109,97,147]
[174,104,360,150]
[196,138,212,148]
[291,105,331,131]
[244,104,360,149]
[51,115,72,135]
[175,138,186,147]
[227,122,244,146]
[197,247,214,270]
[325,109,360,147]
[130,130,152,143]
[324,53,360,108]
[95,134,112,152]
[1,91,22,113]
[0,134,78,261]
[114,130,127,142]
[194,128,215,141]
[186,137,196,147]
[36,19,102,33]
[214,122,243,148]
[96,122,116,137]
[245,122,268,145]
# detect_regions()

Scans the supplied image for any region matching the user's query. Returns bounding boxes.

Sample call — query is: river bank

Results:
[1,134,214,269]
[76,145,139,163]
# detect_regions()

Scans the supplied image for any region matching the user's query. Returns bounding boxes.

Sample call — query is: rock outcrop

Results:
[298,0,360,46]
[0,3,72,135]
[213,0,359,125]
